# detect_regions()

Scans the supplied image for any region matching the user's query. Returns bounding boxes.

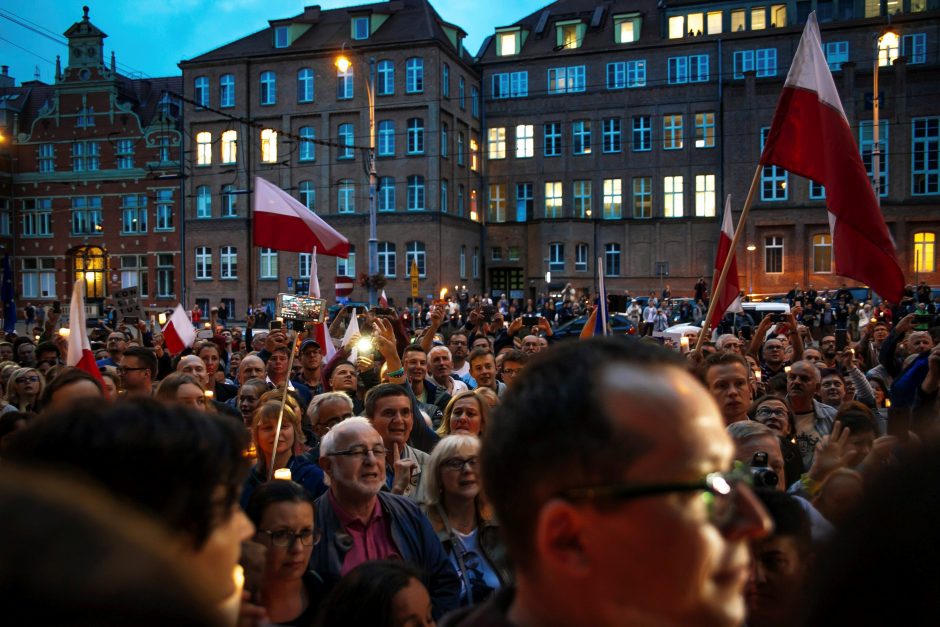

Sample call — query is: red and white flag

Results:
[759,12,903,302]
[335,276,354,298]
[307,247,336,359]
[66,280,104,384]
[709,195,743,330]
[253,177,350,257]
[162,303,196,355]
[379,290,389,308]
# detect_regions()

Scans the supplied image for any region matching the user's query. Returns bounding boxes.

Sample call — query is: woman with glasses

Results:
[436,390,490,438]
[423,434,509,607]
[748,394,804,487]
[1,367,45,414]
[242,401,326,509]
[246,480,326,626]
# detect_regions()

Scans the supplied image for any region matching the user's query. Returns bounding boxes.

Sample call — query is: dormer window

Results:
[274,26,288,48]
[613,13,641,44]
[352,16,370,40]
[497,30,520,56]
[556,20,585,50]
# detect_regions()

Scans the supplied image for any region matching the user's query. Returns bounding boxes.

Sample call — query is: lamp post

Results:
[746,244,757,296]
[872,29,897,208]
[336,50,378,306]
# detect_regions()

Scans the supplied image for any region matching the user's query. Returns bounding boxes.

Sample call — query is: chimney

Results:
[0,66,11,88]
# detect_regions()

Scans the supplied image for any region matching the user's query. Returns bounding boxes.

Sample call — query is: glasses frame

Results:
[326,445,388,460]
[257,527,321,548]
[442,456,479,472]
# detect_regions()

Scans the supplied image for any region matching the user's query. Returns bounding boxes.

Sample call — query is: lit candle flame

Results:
[274,468,292,481]
[439,287,448,300]
[158,313,167,325]
[59,328,70,338]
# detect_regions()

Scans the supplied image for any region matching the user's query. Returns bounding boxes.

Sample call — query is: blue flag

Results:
[2,255,16,333]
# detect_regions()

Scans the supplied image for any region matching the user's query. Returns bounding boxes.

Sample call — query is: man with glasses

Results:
[118,347,157,396]
[450,337,769,627]
[314,416,460,618]
[96,331,128,368]
[497,349,527,389]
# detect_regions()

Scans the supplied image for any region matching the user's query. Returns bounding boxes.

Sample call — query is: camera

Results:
[750,451,779,488]
[772,313,789,323]
[275,294,326,326]
[522,314,540,327]
[481,305,496,322]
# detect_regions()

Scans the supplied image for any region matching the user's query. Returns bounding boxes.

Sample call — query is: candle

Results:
[439,287,448,300]
[58,328,70,339]
[885,399,891,408]
[784,366,792,374]
[158,312,167,325]
[753,369,762,381]
[679,336,690,351]
[34,334,40,341]
[218,564,245,627]
[204,322,211,329]
[274,468,292,481]
[204,390,215,399]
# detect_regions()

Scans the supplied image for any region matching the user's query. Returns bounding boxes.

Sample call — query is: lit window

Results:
[488,184,507,222]
[488,127,506,160]
[707,11,722,34]
[812,234,833,273]
[545,181,563,218]
[664,176,684,217]
[914,232,935,273]
[694,174,716,217]
[196,131,212,165]
[260,129,278,163]
[515,125,534,158]
[878,31,899,67]
[221,130,237,164]
[497,31,519,56]
[695,113,715,148]
[770,4,787,27]
[603,179,622,219]
[663,115,683,150]
[687,13,704,35]
[765,236,783,274]
[470,138,479,171]
[751,8,766,30]
[614,15,640,43]
[731,10,746,32]
[668,15,685,39]
[557,22,583,49]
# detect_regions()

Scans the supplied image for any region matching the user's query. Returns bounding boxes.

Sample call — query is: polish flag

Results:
[307,247,336,359]
[709,195,744,330]
[253,177,350,257]
[66,280,104,384]
[162,304,196,355]
[379,290,389,308]
[341,308,361,363]
[759,12,903,303]
[335,276,354,298]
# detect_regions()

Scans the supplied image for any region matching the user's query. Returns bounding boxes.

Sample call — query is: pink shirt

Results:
[329,491,401,576]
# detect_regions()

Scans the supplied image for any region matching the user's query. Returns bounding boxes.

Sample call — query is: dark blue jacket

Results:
[311,490,461,619]
[240,455,326,509]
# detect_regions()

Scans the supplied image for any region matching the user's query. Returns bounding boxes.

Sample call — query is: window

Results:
[668,57,688,84]
[377,60,394,95]
[902,33,926,65]
[156,254,174,298]
[221,130,237,164]
[545,181,563,218]
[441,123,448,158]
[695,113,715,148]
[707,11,723,34]
[824,41,849,71]
[914,232,935,273]
[694,174,716,217]
[912,117,939,195]
[220,74,235,108]
[378,120,395,157]
[378,241,396,277]
[71,197,103,235]
[20,258,56,299]
[440,179,448,213]
[405,242,427,278]
[442,64,450,98]
[337,179,355,213]
[157,136,171,164]
[508,246,520,261]
[76,107,95,128]
[473,247,479,279]
[576,243,589,272]
[71,141,99,171]
[156,190,173,230]
[689,55,709,82]
[731,9,746,32]
[298,180,316,210]
[547,66,586,94]
[338,123,354,159]
[879,33,899,67]
[573,120,591,155]
[488,184,507,223]
[260,129,278,163]
[259,248,278,279]
[515,124,534,158]
[274,26,288,48]
[549,243,565,272]
[459,77,466,109]
[734,49,777,78]
[196,186,212,218]
[663,115,683,150]
[337,245,356,277]
[557,21,584,49]
[614,15,641,43]
[406,57,424,93]
[337,66,354,100]
[760,128,788,200]
[812,234,832,273]
[664,176,684,217]
[352,16,369,40]
[194,76,209,107]
[603,118,621,153]
[299,126,316,162]
[606,62,626,89]
[544,122,561,157]
[751,7,766,30]
[809,181,826,200]
[632,116,651,152]
[605,243,622,276]
[407,118,424,155]
[770,4,786,26]
[260,71,276,105]
[491,72,528,99]
[378,176,396,211]
[860,121,888,197]
[196,132,212,165]
[457,132,465,166]
[470,138,479,171]
[603,179,622,219]
[460,245,466,278]
[21,198,52,237]
[633,177,652,218]
[492,247,502,261]
[38,144,54,173]
[457,185,465,217]
[764,236,783,273]
[221,185,238,217]
[220,246,237,279]
[195,246,212,280]
[497,30,520,56]
[407,175,425,210]
[116,139,134,169]
[516,182,533,222]
[297,68,314,103]
[121,195,147,234]
[573,180,592,218]
[120,255,148,296]
[471,86,480,118]
[668,15,684,39]
[488,127,506,160]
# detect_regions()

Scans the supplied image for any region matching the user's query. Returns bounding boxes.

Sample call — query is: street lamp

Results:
[335,47,378,306]
[872,28,898,208]
[746,244,757,296]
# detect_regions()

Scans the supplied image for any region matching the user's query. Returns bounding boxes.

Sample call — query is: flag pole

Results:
[695,165,762,352]
[268,329,302,481]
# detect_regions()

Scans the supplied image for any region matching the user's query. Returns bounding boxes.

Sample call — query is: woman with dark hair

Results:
[40,367,105,415]
[196,342,237,402]
[316,561,434,627]
[245,481,326,626]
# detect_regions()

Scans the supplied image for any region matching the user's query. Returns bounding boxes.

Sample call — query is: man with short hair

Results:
[96,331,128,368]
[819,335,838,367]
[716,334,744,355]
[176,354,210,389]
[364,384,429,502]
[293,338,324,394]
[236,355,266,385]
[521,335,541,355]
[802,347,823,365]
[15,340,36,367]
[786,360,836,469]
[427,345,469,397]
[314,417,460,618]
[468,348,506,398]
[403,345,450,411]
[119,346,157,396]
[267,345,312,407]
[35,342,61,365]
[498,349,528,388]
[819,368,846,407]
[448,332,471,377]
[702,352,752,425]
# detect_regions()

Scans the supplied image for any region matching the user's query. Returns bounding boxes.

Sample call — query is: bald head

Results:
[176,355,209,388]
[237,355,265,385]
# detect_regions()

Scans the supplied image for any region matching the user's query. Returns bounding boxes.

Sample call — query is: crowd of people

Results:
[1,279,939,626]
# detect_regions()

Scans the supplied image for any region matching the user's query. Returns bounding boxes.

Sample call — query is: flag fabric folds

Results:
[307,247,336,359]
[379,290,389,308]
[67,280,104,384]
[758,12,904,303]
[709,195,744,330]
[595,257,609,336]
[162,304,196,355]
[253,177,350,257]
[341,308,361,363]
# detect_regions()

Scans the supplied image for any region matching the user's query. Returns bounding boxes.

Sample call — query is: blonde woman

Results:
[154,373,213,412]
[437,389,490,437]
[2,367,45,414]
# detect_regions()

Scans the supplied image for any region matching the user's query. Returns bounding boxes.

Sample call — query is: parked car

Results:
[552,313,637,339]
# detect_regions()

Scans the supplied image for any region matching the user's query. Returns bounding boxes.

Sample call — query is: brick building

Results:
[477,0,940,301]
[3,8,183,317]
[179,0,484,314]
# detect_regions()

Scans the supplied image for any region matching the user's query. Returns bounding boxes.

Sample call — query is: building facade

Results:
[179,0,485,314]
[477,0,940,300]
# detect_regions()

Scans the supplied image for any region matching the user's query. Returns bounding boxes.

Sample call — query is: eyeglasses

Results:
[755,407,788,418]
[117,366,149,374]
[443,456,479,472]
[500,368,521,377]
[557,468,752,528]
[15,376,40,384]
[327,445,387,460]
[314,413,353,432]
[257,528,320,548]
